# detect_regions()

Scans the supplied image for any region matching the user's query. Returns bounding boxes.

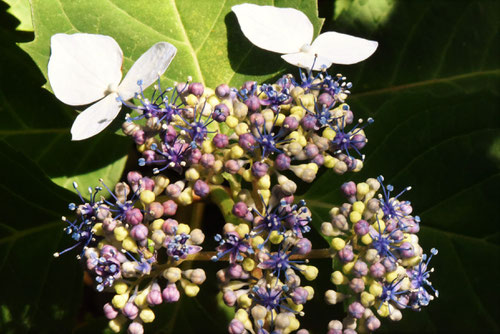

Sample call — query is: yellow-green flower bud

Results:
[140,190,155,205]
[140,308,155,323]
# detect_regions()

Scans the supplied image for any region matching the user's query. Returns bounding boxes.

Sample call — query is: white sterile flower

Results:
[48,33,177,140]
[232,4,378,70]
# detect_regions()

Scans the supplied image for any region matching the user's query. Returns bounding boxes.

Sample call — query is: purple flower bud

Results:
[227,264,243,279]
[213,133,229,148]
[295,238,312,255]
[148,202,164,219]
[352,260,368,277]
[312,154,324,166]
[216,84,230,98]
[354,220,370,236]
[200,153,215,168]
[223,290,237,306]
[162,283,180,303]
[166,184,181,197]
[241,81,256,92]
[341,181,357,198]
[189,82,204,96]
[275,153,291,170]
[344,110,354,125]
[245,95,260,112]
[301,114,317,130]
[133,129,145,145]
[352,134,366,150]
[125,208,143,226]
[128,322,144,334]
[188,148,202,164]
[249,113,264,127]
[399,242,414,258]
[283,116,299,130]
[292,287,309,305]
[131,224,149,241]
[147,289,163,306]
[122,302,139,319]
[102,218,117,232]
[228,319,245,334]
[327,330,342,334]
[400,203,413,215]
[193,180,210,198]
[370,262,386,278]
[366,316,381,331]
[251,161,269,178]
[101,245,118,259]
[127,171,143,190]
[244,211,254,222]
[318,92,334,106]
[338,245,354,262]
[162,218,179,235]
[225,160,240,174]
[142,177,155,191]
[162,200,178,216]
[164,125,177,143]
[304,144,319,158]
[213,104,230,122]
[349,278,365,293]
[232,202,248,218]
[348,301,365,319]
[343,329,357,334]
[238,133,256,151]
[103,303,118,320]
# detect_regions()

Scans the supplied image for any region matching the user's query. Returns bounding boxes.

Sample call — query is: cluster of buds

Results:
[213,182,318,334]
[54,172,206,334]
[321,177,438,333]
[121,67,372,206]
[53,64,437,333]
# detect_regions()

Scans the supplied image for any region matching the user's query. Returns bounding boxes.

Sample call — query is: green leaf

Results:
[4,0,32,31]
[0,3,129,198]
[305,0,500,332]
[21,0,323,89]
[0,140,83,333]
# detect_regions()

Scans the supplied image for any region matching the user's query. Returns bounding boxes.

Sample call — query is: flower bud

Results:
[125,208,143,226]
[122,302,139,319]
[127,322,144,334]
[103,303,118,320]
[162,200,178,216]
[130,224,148,241]
[162,284,180,303]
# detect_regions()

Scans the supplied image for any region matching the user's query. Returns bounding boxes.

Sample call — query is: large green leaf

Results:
[304,0,500,333]
[21,0,323,89]
[0,140,83,333]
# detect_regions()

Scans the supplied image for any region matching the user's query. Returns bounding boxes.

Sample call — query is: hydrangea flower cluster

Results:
[48,3,438,333]
[121,67,371,210]
[214,184,317,334]
[55,173,206,334]
[321,177,438,333]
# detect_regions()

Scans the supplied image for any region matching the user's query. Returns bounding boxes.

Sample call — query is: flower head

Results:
[48,33,177,140]
[232,4,378,70]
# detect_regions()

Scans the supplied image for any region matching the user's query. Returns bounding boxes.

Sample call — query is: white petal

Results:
[232,4,313,54]
[118,42,177,101]
[70,93,122,141]
[311,31,378,65]
[48,33,123,106]
[281,53,333,71]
